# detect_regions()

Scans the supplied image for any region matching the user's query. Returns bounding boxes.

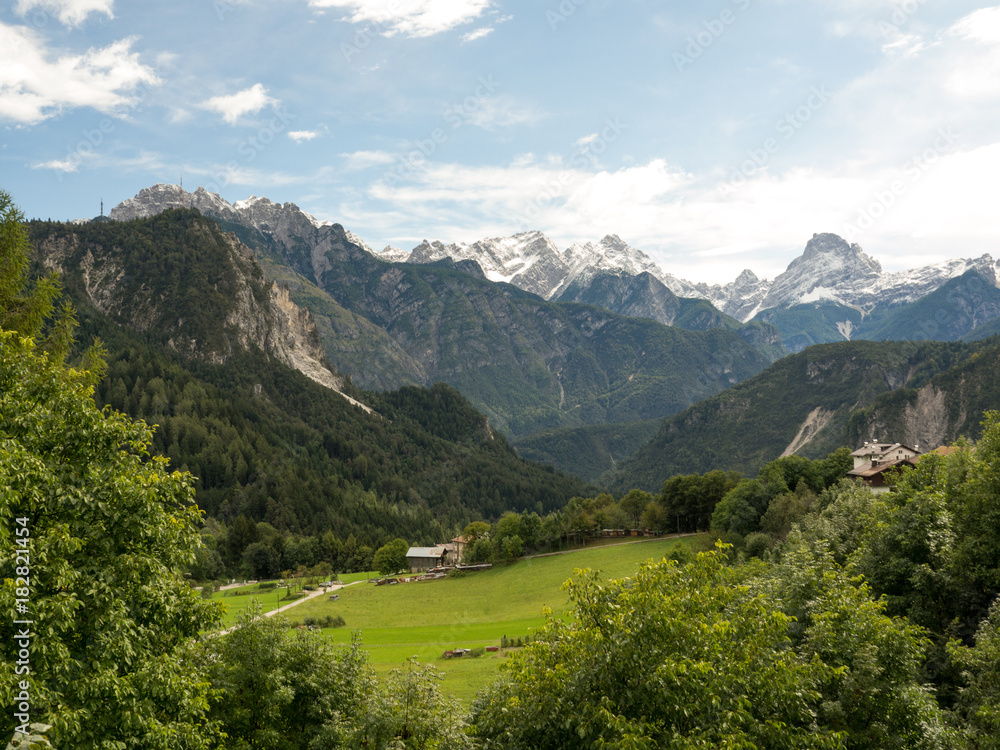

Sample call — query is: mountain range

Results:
[384,224,1000,351]
[103,183,1000,485]
[111,185,1000,348]
[27,210,592,543]
[109,185,780,439]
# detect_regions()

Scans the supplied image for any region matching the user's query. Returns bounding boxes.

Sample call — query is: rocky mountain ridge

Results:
[696,233,1000,322]
[110,185,1000,331]
[403,231,675,301]
[31,212,368,411]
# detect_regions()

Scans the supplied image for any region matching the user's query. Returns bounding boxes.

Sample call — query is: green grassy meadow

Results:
[286,537,707,704]
[208,572,379,629]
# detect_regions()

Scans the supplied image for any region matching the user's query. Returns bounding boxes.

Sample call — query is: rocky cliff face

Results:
[32,214,365,409]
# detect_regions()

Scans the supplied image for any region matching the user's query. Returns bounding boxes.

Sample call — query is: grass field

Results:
[206,572,379,629]
[284,536,707,704]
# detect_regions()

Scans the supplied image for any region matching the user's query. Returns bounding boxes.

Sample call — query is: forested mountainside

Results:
[604,338,993,492]
[207,210,781,438]
[847,337,1000,450]
[511,418,662,482]
[26,212,591,544]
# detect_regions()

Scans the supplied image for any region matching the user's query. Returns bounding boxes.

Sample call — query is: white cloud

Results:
[461,27,493,43]
[202,83,277,125]
[951,5,1000,44]
[168,108,193,124]
[14,0,114,27]
[32,157,80,173]
[340,123,1000,285]
[0,24,158,125]
[340,149,396,170]
[309,0,493,38]
[463,95,539,131]
[288,129,319,142]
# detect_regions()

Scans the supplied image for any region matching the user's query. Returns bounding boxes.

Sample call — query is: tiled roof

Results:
[406,547,447,558]
[847,457,919,477]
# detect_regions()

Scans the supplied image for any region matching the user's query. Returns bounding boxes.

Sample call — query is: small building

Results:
[450,535,469,563]
[406,546,447,573]
[848,441,922,492]
[435,538,467,566]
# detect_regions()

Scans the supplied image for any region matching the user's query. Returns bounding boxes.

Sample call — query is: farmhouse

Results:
[406,546,447,573]
[432,536,468,566]
[847,441,922,492]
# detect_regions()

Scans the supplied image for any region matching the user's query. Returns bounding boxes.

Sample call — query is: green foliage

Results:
[203,601,372,749]
[767,539,950,749]
[840,418,1000,643]
[373,538,409,575]
[0,191,60,340]
[71,308,589,566]
[650,469,742,534]
[470,548,843,749]
[316,658,475,749]
[465,538,494,565]
[948,599,1000,749]
[711,449,868,539]
[0,331,222,748]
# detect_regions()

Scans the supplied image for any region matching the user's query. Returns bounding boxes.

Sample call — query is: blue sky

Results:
[1,0,999,284]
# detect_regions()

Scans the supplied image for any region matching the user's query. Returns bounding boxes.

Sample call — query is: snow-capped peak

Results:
[409,231,568,297]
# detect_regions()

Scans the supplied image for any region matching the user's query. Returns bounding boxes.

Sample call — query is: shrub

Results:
[744,532,774,559]
[301,615,346,629]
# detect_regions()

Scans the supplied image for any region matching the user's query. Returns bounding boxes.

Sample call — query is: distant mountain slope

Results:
[28,211,362,405]
[512,419,661,483]
[754,301,865,352]
[964,315,1000,341]
[555,270,740,331]
[28,211,591,541]
[108,188,779,439]
[603,339,984,492]
[846,338,1000,451]
[746,246,1000,352]
[858,270,1000,342]
[701,233,1000,322]
[405,232,693,301]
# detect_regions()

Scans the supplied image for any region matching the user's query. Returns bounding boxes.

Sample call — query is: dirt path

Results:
[215,580,360,636]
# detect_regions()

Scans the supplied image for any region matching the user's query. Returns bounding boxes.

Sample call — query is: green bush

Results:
[744,532,774,559]
[300,615,346,629]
